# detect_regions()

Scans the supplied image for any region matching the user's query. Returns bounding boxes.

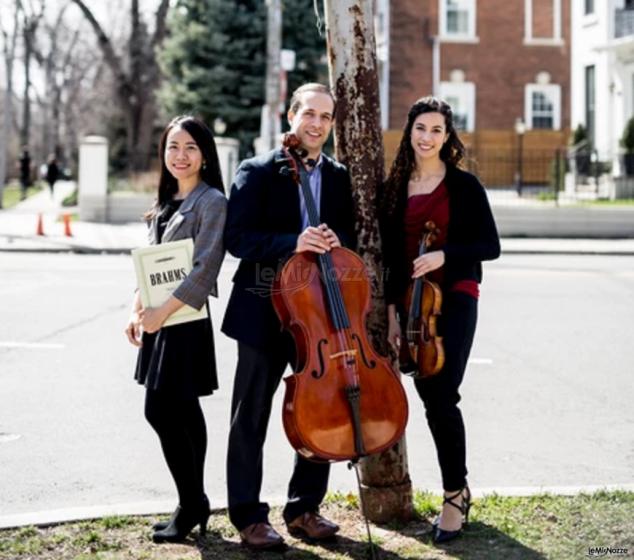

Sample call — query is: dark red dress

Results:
[404,181,478,299]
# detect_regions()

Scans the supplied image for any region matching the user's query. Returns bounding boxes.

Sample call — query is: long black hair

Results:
[382,96,465,218]
[147,115,224,220]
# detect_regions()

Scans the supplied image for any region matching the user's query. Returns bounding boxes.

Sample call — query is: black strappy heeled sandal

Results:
[433,485,471,544]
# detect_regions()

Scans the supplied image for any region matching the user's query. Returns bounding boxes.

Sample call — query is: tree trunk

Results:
[20,2,43,152]
[263,0,282,151]
[0,3,20,207]
[70,0,169,173]
[21,23,33,149]
[324,0,413,523]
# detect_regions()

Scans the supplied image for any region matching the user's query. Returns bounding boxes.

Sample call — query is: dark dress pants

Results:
[227,336,330,531]
[414,291,477,491]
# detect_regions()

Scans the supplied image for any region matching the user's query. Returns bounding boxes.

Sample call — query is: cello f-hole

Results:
[312,338,329,379]
[352,333,376,369]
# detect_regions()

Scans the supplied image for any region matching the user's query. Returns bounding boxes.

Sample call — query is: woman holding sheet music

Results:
[124,115,227,543]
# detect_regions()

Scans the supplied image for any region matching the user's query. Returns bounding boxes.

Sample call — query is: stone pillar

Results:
[215,137,240,188]
[78,135,108,222]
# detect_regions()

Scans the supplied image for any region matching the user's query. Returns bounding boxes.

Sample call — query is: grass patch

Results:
[537,191,558,201]
[323,490,359,510]
[412,489,441,518]
[577,198,634,206]
[0,491,631,559]
[61,187,77,207]
[98,515,135,530]
[1,182,44,209]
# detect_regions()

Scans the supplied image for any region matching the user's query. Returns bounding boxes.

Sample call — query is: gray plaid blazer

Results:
[148,182,227,310]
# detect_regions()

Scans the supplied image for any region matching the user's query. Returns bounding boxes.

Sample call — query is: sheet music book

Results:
[132,238,208,327]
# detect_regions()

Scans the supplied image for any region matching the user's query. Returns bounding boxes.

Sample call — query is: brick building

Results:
[375,0,571,186]
[382,0,570,133]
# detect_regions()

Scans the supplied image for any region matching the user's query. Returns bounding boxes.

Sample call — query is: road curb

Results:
[0,246,133,255]
[1,243,634,257]
[2,484,633,530]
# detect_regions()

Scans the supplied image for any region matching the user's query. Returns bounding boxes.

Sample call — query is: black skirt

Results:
[134,308,218,397]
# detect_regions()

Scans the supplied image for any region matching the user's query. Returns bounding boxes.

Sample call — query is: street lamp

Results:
[514,118,526,197]
[213,117,227,136]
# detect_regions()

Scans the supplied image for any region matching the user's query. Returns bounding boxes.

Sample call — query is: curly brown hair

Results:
[382,96,465,218]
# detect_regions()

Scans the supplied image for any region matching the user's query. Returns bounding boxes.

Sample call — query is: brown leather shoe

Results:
[239,522,284,549]
[286,512,339,540]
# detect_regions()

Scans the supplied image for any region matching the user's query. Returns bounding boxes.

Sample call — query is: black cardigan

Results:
[381,164,500,306]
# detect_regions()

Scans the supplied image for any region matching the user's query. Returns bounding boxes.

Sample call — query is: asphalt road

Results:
[0,252,632,522]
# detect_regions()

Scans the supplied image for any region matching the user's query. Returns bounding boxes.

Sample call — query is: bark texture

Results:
[324,0,413,522]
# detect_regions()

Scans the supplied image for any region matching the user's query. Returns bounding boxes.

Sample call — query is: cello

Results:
[271,133,408,462]
[399,221,444,378]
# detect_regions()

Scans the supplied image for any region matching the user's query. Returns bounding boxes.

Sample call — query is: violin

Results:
[399,221,444,378]
[271,133,408,462]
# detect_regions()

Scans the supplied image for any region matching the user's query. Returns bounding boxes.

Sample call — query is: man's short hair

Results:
[288,83,337,118]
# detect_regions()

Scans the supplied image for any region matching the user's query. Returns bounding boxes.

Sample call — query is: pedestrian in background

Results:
[124,115,227,543]
[380,96,500,544]
[19,147,31,200]
[45,154,60,198]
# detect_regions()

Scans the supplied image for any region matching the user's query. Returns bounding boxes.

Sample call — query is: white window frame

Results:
[439,81,476,132]
[525,84,561,130]
[439,0,479,43]
[523,0,564,46]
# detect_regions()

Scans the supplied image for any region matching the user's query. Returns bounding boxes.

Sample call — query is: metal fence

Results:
[463,148,566,202]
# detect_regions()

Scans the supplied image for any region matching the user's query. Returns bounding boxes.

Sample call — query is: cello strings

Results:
[299,166,349,330]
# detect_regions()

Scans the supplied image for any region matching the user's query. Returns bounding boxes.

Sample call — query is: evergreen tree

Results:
[158,0,326,157]
[158,0,266,156]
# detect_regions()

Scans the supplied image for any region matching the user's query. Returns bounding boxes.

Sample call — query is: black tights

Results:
[144,389,207,509]
[414,292,477,491]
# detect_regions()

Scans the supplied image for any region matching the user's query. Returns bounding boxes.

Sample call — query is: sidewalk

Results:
[0,181,146,253]
[2,182,634,254]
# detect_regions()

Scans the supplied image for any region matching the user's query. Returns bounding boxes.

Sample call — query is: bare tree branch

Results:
[152,0,171,49]
[69,0,133,100]
[68,0,171,171]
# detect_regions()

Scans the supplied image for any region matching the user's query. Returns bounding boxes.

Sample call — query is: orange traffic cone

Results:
[63,213,73,237]
[36,213,45,236]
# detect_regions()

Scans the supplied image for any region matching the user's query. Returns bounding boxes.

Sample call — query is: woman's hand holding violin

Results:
[387,303,401,351]
[412,250,445,278]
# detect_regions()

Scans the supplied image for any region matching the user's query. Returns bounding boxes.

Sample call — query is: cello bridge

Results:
[330,349,357,360]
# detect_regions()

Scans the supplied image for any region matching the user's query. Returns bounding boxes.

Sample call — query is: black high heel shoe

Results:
[433,485,471,544]
[153,495,210,531]
[152,500,210,543]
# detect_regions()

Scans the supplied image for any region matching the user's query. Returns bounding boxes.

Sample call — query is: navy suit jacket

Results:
[221,148,356,349]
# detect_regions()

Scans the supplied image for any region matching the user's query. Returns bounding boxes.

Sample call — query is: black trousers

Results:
[227,337,330,531]
[144,389,208,509]
[414,291,477,491]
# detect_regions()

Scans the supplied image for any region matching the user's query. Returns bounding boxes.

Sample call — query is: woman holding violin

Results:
[380,96,500,543]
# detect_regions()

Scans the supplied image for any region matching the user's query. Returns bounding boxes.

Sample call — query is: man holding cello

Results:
[222,83,356,549]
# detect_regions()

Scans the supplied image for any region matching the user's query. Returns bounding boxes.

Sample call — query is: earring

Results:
[202,162,207,170]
